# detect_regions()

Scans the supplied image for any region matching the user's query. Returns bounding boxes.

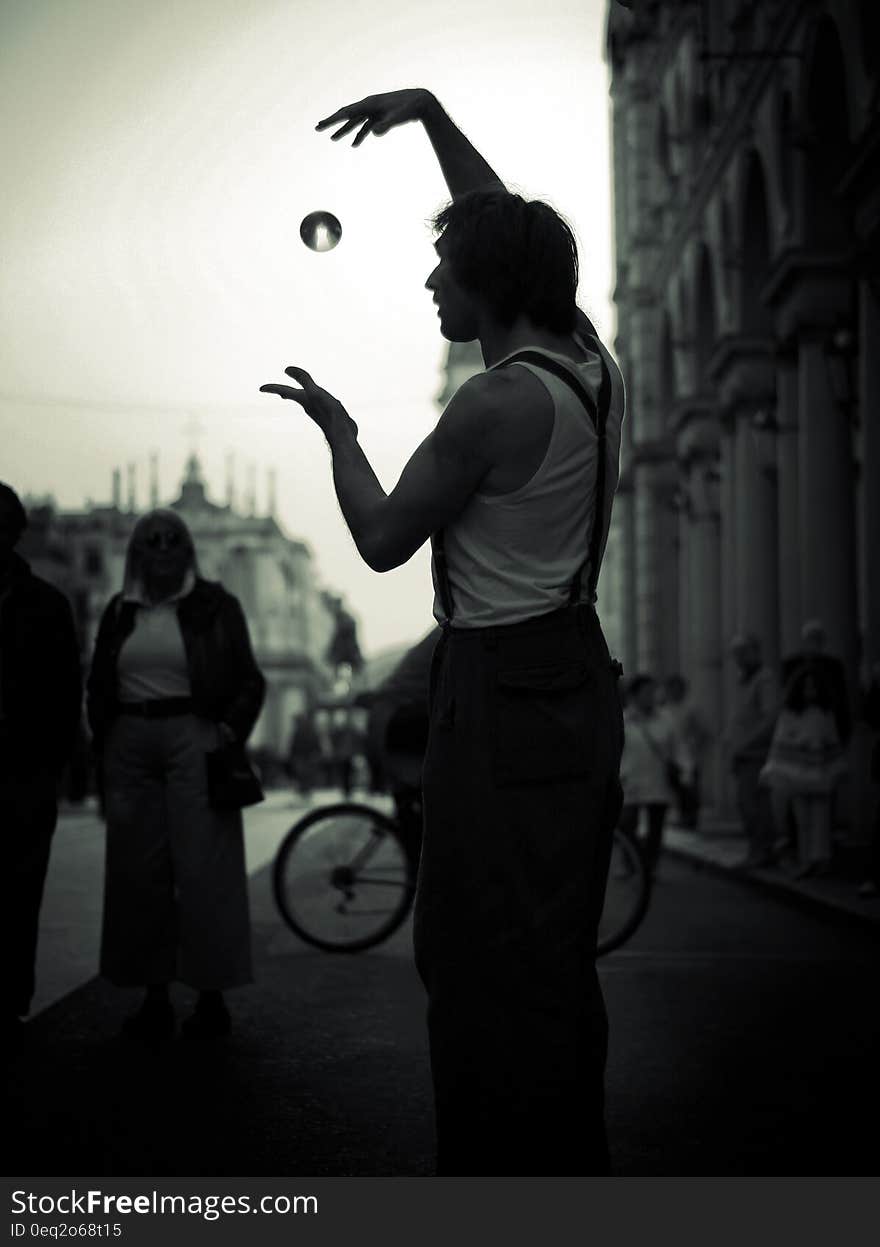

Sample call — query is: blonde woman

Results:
[87,510,264,1040]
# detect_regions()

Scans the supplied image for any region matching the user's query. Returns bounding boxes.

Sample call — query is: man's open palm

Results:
[316,89,432,147]
[260,367,357,442]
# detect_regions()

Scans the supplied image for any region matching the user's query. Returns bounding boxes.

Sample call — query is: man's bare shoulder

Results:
[435,366,552,490]
[440,367,535,437]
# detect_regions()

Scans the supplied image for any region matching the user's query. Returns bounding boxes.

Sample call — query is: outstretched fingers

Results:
[352,118,374,147]
[259,383,306,404]
[284,365,315,388]
[329,117,362,142]
[316,98,384,145]
[315,103,359,131]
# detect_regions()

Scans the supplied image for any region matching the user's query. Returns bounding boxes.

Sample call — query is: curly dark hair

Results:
[432,189,579,334]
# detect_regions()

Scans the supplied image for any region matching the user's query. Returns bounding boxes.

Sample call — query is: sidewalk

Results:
[664,815,880,934]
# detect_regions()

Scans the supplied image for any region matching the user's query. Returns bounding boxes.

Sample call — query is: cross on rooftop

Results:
[184,413,206,455]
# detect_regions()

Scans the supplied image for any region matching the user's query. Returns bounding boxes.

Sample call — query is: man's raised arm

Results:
[316,88,504,199]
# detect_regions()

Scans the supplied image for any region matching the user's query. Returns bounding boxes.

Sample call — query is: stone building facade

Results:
[20,456,349,756]
[605,0,880,816]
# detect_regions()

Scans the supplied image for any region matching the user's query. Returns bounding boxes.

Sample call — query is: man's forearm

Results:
[327,427,391,571]
[420,93,504,198]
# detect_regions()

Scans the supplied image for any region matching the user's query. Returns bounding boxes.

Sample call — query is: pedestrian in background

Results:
[288,711,321,797]
[660,674,709,829]
[724,633,778,869]
[771,618,852,861]
[87,509,265,1041]
[619,674,677,874]
[782,620,851,747]
[760,660,847,878]
[0,483,82,1048]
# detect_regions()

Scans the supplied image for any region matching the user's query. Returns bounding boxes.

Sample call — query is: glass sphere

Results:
[300,210,342,252]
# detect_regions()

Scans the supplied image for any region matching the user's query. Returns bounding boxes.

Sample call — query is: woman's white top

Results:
[117,577,193,702]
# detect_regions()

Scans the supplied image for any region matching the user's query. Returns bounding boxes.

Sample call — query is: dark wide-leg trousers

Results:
[414,605,624,1176]
[101,714,252,991]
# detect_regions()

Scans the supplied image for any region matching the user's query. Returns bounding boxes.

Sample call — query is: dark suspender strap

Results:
[503,345,612,605]
[431,528,455,624]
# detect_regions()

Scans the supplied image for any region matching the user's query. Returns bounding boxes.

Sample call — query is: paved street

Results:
[7,794,880,1176]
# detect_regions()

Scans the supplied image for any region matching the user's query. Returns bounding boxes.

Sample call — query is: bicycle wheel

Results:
[273,802,416,953]
[596,825,652,956]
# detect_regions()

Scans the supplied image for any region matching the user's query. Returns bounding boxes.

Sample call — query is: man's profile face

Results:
[425,234,481,343]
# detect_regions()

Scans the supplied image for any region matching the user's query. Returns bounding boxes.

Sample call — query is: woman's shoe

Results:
[120,1000,175,1042]
[180,998,231,1040]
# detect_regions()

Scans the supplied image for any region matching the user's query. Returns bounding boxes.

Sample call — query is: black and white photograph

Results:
[2,0,878,1227]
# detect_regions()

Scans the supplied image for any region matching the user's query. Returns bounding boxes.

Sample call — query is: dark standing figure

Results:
[0,482,82,1045]
[288,711,322,797]
[781,620,851,748]
[725,633,779,869]
[87,509,265,1041]
[329,707,356,796]
[660,674,708,829]
[619,674,677,874]
[262,89,625,1175]
[760,662,847,877]
[772,618,852,862]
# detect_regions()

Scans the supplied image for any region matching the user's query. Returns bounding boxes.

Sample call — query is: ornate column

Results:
[734,412,780,670]
[797,334,858,683]
[714,337,780,672]
[633,460,665,675]
[718,413,738,717]
[774,341,802,657]
[677,411,722,810]
[677,493,691,682]
[859,278,880,672]
[633,454,679,677]
[688,457,723,811]
[765,256,859,687]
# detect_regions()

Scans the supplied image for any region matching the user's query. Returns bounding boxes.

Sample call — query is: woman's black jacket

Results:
[86,578,265,749]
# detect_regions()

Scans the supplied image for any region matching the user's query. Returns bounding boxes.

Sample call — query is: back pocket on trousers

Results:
[493,662,594,787]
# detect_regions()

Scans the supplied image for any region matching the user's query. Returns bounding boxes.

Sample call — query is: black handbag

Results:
[205,742,265,811]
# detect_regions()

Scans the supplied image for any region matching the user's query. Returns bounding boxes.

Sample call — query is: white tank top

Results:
[431,335,624,629]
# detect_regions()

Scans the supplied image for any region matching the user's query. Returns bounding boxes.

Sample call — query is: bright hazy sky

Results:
[1,0,616,656]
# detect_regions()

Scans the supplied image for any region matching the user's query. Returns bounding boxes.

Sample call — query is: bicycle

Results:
[272,787,652,957]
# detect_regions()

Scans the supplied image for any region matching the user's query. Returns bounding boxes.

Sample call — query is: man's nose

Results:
[425,265,439,291]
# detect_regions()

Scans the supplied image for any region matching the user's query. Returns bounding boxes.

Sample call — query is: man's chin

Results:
[439,321,477,345]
